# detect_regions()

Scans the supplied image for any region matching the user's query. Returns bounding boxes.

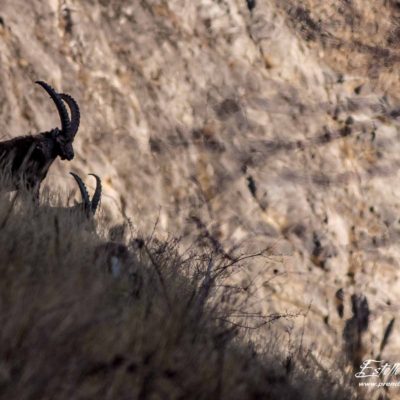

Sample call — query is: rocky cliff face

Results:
[1,0,400,373]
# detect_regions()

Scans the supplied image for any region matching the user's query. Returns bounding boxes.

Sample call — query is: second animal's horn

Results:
[70,172,90,210]
[89,174,102,213]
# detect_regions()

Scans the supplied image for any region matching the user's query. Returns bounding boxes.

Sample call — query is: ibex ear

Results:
[50,128,60,138]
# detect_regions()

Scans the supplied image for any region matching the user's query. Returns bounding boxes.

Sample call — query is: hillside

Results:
[0,188,357,399]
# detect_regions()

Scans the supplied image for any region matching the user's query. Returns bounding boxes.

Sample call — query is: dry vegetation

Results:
[0,184,357,399]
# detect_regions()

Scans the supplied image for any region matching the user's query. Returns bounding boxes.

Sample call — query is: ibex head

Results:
[70,172,101,217]
[35,81,80,161]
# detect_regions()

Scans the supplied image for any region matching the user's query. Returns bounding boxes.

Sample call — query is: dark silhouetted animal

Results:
[69,172,101,217]
[36,172,101,222]
[0,81,80,198]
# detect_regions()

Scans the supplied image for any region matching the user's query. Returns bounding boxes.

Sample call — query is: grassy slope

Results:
[0,189,357,400]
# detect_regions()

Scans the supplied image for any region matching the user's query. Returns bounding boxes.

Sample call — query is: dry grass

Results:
[0,186,358,400]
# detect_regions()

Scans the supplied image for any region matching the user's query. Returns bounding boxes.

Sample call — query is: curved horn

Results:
[89,173,102,214]
[70,172,90,211]
[60,93,80,138]
[35,81,71,135]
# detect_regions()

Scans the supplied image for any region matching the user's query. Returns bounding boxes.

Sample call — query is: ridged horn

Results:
[70,172,90,211]
[35,81,71,135]
[89,173,102,214]
[60,93,80,138]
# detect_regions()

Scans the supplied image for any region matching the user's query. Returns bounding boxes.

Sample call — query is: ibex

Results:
[62,173,133,278]
[69,172,101,217]
[35,172,101,223]
[74,173,141,281]
[0,81,80,199]
[71,173,132,277]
